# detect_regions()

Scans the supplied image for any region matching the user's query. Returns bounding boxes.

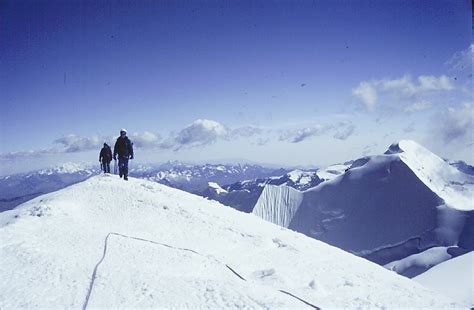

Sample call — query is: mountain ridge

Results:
[251,140,474,278]
[0,175,461,308]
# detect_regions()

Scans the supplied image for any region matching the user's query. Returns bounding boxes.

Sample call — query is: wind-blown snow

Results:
[0,175,460,308]
[414,251,474,307]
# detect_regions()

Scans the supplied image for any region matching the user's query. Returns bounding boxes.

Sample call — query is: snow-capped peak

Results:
[37,162,93,175]
[208,181,228,194]
[386,140,474,211]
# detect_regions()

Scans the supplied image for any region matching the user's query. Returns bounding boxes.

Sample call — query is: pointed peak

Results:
[384,140,425,155]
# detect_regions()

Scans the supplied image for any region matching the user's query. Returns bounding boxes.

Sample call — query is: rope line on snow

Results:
[278,290,321,309]
[82,232,320,310]
[82,233,111,310]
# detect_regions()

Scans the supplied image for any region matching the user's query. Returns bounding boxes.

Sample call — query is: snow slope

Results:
[414,251,474,307]
[0,162,97,212]
[0,175,461,308]
[252,140,474,277]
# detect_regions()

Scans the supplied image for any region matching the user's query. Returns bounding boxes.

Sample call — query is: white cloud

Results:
[129,131,162,148]
[445,44,473,72]
[352,82,378,111]
[279,121,355,143]
[54,134,102,152]
[437,103,474,144]
[381,75,416,95]
[279,125,329,143]
[404,100,432,112]
[0,148,60,161]
[417,75,454,92]
[230,126,264,138]
[162,119,229,150]
[352,75,455,111]
[333,123,355,140]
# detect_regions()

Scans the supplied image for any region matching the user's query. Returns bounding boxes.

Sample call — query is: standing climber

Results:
[113,129,134,180]
[99,143,113,173]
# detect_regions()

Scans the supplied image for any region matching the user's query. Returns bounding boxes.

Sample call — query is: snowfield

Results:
[0,175,463,308]
[414,251,473,307]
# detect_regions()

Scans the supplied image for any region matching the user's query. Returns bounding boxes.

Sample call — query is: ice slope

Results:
[252,140,474,276]
[414,251,474,306]
[0,175,461,308]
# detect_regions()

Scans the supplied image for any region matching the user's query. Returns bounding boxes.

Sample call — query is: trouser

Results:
[118,157,129,178]
[101,161,111,173]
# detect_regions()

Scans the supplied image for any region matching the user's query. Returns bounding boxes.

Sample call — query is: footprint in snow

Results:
[272,238,297,251]
[140,184,155,191]
[253,268,276,279]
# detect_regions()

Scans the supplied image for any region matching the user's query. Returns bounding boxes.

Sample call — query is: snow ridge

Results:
[0,175,460,308]
[391,140,474,211]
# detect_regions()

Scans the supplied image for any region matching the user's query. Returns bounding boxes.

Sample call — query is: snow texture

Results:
[0,175,461,308]
[384,246,453,277]
[414,251,474,307]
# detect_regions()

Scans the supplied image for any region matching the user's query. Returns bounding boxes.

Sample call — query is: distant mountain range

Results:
[0,161,286,212]
[197,164,350,212]
[1,141,473,293]
[0,163,97,212]
[134,161,288,192]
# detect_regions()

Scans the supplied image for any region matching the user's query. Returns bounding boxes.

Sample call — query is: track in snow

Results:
[82,232,320,310]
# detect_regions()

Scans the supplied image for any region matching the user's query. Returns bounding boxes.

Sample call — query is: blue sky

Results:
[1,0,472,174]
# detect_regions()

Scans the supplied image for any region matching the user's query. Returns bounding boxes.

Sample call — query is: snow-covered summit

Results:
[385,140,474,211]
[0,175,460,308]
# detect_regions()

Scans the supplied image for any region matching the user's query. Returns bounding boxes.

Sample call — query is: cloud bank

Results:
[162,119,229,150]
[436,103,474,144]
[279,121,355,143]
[352,74,455,111]
[445,44,473,73]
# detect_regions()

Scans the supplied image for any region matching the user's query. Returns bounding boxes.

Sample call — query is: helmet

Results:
[120,129,127,136]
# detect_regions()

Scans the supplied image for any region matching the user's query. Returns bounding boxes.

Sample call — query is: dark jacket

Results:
[99,146,113,162]
[114,136,134,159]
